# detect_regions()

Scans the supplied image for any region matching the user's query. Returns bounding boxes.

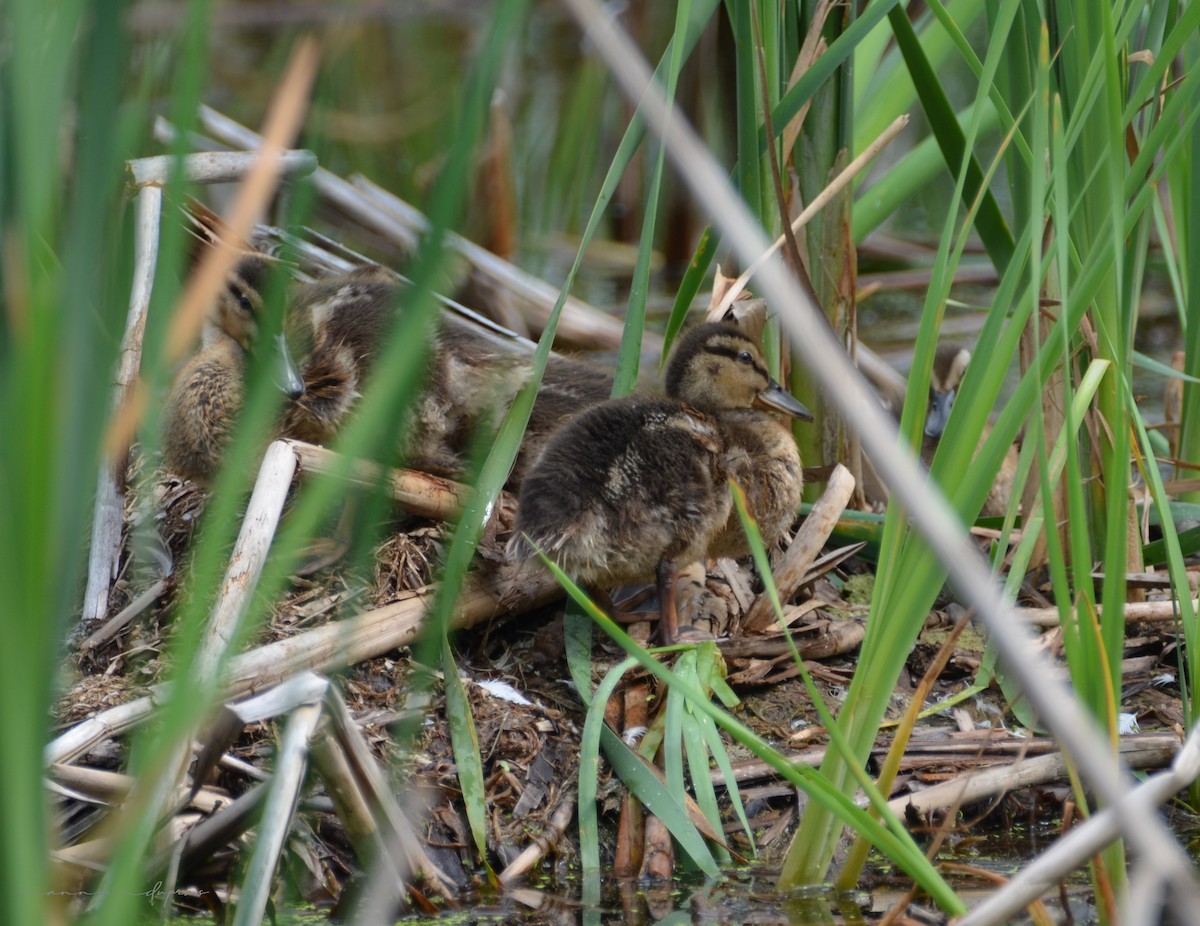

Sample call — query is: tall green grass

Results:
[1,2,140,922]
[8,0,1200,920]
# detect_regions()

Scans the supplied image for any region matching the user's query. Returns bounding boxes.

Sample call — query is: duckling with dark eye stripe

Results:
[280,265,615,484]
[162,254,303,484]
[512,321,811,644]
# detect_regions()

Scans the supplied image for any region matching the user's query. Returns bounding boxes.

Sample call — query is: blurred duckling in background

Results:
[162,254,303,484]
[921,342,1017,518]
[513,322,811,643]
[922,343,971,446]
[281,265,613,486]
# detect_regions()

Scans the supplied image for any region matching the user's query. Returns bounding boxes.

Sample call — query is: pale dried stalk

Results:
[743,463,856,632]
[48,764,233,816]
[192,104,628,350]
[1015,596,1200,628]
[80,579,168,651]
[82,185,163,628]
[47,562,562,765]
[954,728,1200,926]
[711,114,910,320]
[232,699,324,926]
[780,0,836,156]
[127,149,317,187]
[309,729,395,878]
[323,687,455,901]
[886,736,1180,819]
[195,440,298,683]
[351,174,644,352]
[498,791,577,885]
[286,439,472,520]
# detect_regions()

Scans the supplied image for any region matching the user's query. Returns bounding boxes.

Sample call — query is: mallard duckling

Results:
[162,255,303,483]
[921,343,1016,518]
[923,343,971,443]
[281,266,613,485]
[513,322,811,643]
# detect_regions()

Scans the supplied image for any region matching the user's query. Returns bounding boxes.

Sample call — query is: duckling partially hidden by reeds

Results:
[280,266,613,486]
[922,343,1016,518]
[162,255,303,484]
[512,322,811,644]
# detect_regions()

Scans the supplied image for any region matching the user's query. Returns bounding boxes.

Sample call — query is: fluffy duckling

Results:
[162,255,302,483]
[513,322,811,643]
[922,343,971,444]
[280,266,613,485]
[921,343,1016,518]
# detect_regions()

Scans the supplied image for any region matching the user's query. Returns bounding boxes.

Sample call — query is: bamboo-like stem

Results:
[498,791,577,884]
[711,114,910,320]
[286,439,473,520]
[1015,597,1200,628]
[194,440,297,684]
[127,149,317,187]
[323,686,455,900]
[231,700,323,926]
[886,736,1182,820]
[81,184,162,629]
[79,579,168,652]
[47,562,562,765]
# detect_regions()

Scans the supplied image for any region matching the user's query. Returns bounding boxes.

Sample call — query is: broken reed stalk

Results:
[81,184,162,629]
[126,149,317,188]
[711,114,910,319]
[194,440,298,683]
[498,791,577,885]
[743,462,856,632]
[80,578,168,652]
[192,104,631,351]
[1015,596,1200,628]
[286,439,472,519]
[322,686,455,900]
[885,736,1182,819]
[231,699,323,926]
[954,728,1200,926]
[48,562,563,765]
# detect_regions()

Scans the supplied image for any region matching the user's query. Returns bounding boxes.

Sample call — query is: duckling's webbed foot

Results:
[657,559,719,645]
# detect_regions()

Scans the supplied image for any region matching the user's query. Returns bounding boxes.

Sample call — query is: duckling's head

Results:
[925,343,971,439]
[205,254,305,399]
[206,255,270,352]
[665,322,813,420]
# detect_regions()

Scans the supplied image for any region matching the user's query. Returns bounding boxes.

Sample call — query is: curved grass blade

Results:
[886,5,1015,275]
[441,636,496,881]
[612,0,695,397]
[532,540,963,910]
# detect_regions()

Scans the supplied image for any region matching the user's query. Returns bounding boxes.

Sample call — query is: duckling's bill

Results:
[924,388,954,438]
[753,380,813,421]
[274,333,306,400]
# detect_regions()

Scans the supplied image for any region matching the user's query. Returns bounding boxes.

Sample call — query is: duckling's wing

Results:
[514,398,730,585]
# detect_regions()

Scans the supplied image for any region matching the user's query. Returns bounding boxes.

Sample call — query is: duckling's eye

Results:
[738,350,754,364]
[237,292,255,313]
